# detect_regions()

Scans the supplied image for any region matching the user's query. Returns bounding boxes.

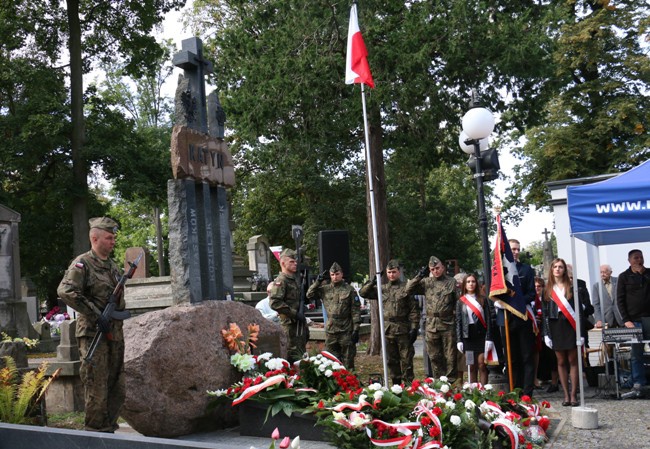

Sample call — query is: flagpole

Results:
[360,83,390,388]
[504,309,514,391]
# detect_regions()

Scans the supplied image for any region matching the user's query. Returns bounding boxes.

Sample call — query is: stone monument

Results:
[169,37,236,303]
[0,204,37,338]
[247,235,272,281]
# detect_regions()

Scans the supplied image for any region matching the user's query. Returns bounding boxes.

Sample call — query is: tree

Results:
[504,0,650,216]
[62,0,184,255]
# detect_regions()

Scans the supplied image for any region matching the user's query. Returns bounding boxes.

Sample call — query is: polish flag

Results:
[345,4,374,88]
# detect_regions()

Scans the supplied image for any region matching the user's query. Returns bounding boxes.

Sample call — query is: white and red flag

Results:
[345,4,374,88]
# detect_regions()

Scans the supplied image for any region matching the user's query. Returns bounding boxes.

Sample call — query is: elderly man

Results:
[592,264,622,329]
[360,260,420,384]
[307,262,360,369]
[617,249,650,391]
[57,217,125,433]
[406,256,458,382]
[269,248,306,363]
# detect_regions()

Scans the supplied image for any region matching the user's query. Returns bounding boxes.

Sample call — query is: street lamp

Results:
[459,94,497,290]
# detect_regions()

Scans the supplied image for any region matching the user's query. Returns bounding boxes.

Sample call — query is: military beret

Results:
[428,256,442,267]
[386,259,400,270]
[330,262,342,273]
[89,217,118,234]
[280,248,297,259]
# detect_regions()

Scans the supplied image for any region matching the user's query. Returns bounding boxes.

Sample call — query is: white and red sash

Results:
[526,305,539,335]
[551,285,576,331]
[460,295,487,329]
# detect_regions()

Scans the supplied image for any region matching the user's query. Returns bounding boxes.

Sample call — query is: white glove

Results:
[484,340,494,352]
[579,337,585,346]
[457,342,464,353]
[544,336,553,349]
[494,301,504,309]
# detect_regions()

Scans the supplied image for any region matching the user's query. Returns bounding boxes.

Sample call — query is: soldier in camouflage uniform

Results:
[360,260,420,384]
[307,262,360,369]
[57,217,125,433]
[406,256,458,382]
[269,248,307,363]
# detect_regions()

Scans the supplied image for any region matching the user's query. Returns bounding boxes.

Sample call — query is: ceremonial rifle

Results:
[85,251,143,362]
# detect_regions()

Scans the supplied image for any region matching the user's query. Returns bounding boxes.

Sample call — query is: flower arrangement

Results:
[41,306,70,337]
[209,323,551,449]
[221,322,259,372]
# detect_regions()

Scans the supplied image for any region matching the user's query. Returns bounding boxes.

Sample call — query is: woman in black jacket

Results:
[542,258,586,406]
[455,274,494,384]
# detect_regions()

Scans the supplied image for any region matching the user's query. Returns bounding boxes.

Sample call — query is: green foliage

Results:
[505,0,650,213]
[0,356,58,425]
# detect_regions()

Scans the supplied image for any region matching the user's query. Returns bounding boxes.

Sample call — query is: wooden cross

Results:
[542,228,551,242]
[173,37,214,134]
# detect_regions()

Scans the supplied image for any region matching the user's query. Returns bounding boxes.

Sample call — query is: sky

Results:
[158,6,555,251]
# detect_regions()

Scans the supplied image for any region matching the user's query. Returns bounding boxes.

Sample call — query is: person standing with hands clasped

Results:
[269,248,306,364]
[307,262,360,369]
[455,273,494,385]
[57,217,125,433]
[542,258,586,407]
[360,260,420,384]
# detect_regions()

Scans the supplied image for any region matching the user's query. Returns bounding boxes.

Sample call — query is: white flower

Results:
[440,384,450,393]
[439,376,448,382]
[324,369,333,377]
[257,352,272,362]
[484,384,493,391]
[331,362,342,370]
[313,358,321,365]
[265,357,286,371]
[359,394,368,403]
[450,415,462,426]
[368,383,383,391]
[391,384,403,394]
[374,391,384,401]
[318,364,327,372]
[290,436,300,449]
[464,399,476,410]
[206,389,228,396]
[230,353,255,372]
[349,411,370,428]
[332,411,345,421]
[446,401,455,409]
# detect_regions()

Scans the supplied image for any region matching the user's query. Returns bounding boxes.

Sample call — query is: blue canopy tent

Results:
[568,159,650,246]
[564,159,650,424]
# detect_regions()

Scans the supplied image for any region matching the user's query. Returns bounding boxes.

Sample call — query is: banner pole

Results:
[504,309,514,391]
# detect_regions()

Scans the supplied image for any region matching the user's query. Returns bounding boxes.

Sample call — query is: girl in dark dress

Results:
[455,274,494,384]
[542,258,585,406]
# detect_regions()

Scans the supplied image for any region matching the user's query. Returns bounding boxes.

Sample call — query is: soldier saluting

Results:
[307,262,360,369]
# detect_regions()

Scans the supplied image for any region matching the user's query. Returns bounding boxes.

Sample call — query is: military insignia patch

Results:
[75,262,84,269]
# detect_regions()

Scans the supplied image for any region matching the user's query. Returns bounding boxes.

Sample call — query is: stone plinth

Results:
[124,276,173,316]
[45,320,83,413]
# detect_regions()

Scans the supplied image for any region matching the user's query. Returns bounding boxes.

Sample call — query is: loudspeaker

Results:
[318,230,351,281]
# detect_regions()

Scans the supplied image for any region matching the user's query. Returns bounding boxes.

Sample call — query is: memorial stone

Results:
[124,247,150,279]
[45,320,84,413]
[0,205,37,338]
[168,37,236,304]
[247,235,271,280]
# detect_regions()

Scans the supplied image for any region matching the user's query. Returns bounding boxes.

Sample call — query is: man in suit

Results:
[592,264,622,328]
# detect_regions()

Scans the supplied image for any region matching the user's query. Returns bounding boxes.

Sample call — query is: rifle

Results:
[291,225,307,337]
[85,251,143,363]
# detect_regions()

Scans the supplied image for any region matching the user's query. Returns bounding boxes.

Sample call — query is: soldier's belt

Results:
[387,318,408,323]
[431,312,453,318]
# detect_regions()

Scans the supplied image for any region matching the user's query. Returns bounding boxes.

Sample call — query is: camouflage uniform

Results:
[306,267,360,369]
[57,217,124,433]
[360,262,420,384]
[406,256,458,381]
[269,270,306,363]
